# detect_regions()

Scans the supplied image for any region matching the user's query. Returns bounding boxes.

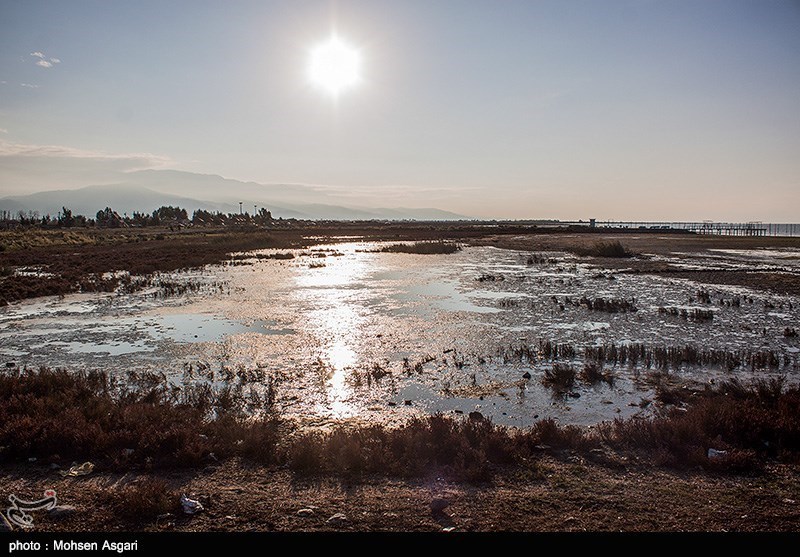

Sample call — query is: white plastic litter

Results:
[180,494,204,515]
[60,462,94,477]
[707,448,728,460]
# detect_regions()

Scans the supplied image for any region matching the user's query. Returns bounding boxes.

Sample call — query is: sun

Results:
[308,36,361,96]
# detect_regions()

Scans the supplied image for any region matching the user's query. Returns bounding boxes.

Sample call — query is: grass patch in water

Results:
[375,241,462,255]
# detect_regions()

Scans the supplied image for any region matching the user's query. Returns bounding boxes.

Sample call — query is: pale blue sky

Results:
[1,0,799,220]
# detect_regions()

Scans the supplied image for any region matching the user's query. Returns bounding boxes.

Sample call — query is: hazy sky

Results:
[1,0,799,220]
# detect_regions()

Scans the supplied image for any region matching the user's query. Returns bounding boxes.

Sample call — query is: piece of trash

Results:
[326,513,347,525]
[60,462,94,477]
[180,494,204,515]
[707,448,728,460]
[442,527,455,532]
[48,505,77,519]
[296,508,315,517]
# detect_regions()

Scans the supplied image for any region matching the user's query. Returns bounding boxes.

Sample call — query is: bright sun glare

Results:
[308,36,361,96]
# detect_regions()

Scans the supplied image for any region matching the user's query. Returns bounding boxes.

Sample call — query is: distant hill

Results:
[0,170,471,221]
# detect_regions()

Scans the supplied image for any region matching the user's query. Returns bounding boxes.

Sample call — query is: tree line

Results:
[0,206,274,229]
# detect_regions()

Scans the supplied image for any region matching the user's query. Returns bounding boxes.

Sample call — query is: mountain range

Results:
[0,169,471,221]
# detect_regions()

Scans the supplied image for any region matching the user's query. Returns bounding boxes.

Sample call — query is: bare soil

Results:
[2,457,799,532]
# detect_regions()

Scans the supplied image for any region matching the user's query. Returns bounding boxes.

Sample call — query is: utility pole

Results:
[239,202,243,215]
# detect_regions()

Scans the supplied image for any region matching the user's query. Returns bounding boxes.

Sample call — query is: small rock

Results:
[442,527,455,532]
[568,392,581,399]
[404,400,412,406]
[468,411,484,421]
[296,508,315,517]
[5,362,15,368]
[122,448,135,457]
[48,505,77,519]
[522,371,531,379]
[430,498,450,514]
[326,513,347,525]
[388,401,397,407]
[454,409,463,414]
[49,463,60,470]
[28,457,37,463]
[534,444,551,451]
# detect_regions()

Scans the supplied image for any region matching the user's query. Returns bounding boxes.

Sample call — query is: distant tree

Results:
[128,211,152,227]
[152,205,188,224]
[257,207,272,223]
[58,207,76,228]
[96,207,123,228]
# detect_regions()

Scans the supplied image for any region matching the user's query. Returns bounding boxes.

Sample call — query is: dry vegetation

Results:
[2,368,798,483]
[567,240,636,258]
[374,241,462,254]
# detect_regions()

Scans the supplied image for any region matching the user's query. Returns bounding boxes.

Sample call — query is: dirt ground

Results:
[2,456,799,533]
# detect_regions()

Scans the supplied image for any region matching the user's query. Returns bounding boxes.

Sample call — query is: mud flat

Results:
[1,226,799,532]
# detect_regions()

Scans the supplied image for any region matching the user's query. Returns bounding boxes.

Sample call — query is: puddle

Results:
[1,241,798,428]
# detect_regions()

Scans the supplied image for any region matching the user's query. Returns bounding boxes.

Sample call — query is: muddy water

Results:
[1,242,798,428]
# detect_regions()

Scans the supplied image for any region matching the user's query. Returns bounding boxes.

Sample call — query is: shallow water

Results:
[1,242,798,428]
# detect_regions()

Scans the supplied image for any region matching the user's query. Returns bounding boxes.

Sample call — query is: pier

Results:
[592,221,798,237]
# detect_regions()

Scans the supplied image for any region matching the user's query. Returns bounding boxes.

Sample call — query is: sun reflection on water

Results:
[294,244,372,418]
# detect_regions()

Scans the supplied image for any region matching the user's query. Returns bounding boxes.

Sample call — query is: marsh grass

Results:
[104,478,180,521]
[2,367,798,479]
[375,241,462,255]
[580,363,614,386]
[568,240,635,258]
[542,363,576,391]
[659,307,714,322]
[0,230,306,304]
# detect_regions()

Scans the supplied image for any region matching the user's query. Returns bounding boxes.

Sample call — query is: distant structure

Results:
[592,220,784,236]
[589,218,596,228]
